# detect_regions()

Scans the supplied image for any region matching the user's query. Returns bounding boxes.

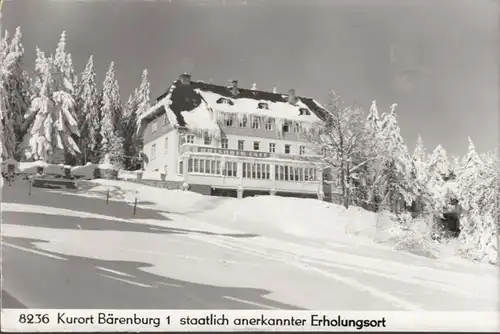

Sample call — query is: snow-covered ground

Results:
[2,179,498,311]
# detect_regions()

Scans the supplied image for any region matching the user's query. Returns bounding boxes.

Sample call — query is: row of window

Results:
[221,113,307,134]
[188,158,238,177]
[151,134,308,161]
[222,139,305,155]
[216,98,312,116]
[150,136,171,160]
[187,158,317,181]
[150,106,312,135]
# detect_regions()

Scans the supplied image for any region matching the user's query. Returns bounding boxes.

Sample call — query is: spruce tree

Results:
[100,61,124,167]
[377,103,415,211]
[75,55,100,164]
[121,93,139,169]
[24,33,80,163]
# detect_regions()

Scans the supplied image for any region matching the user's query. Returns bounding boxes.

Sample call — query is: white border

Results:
[1,309,499,332]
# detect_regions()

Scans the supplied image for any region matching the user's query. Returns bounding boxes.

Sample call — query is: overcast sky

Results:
[3,0,498,157]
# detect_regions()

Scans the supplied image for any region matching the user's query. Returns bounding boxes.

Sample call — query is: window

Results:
[151,144,157,160]
[164,137,169,153]
[283,122,289,132]
[265,118,273,131]
[204,135,211,145]
[221,138,229,149]
[225,114,234,127]
[269,143,276,153]
[253,141,260,151]
[285,144,291,154]
[188,158,221,175]
[242,163,270,180]
[238,140,244,151]
[252,116,260,129]
[222,161,238,177]
[178,161,183,174]
[294,122,301,133]
[299,145,306,155]
[185,135,194,144]
[299,108,311,116]
[152,121,158,133]
[164,165,168,174]
[239,115,248,127]
[216,97,234,105]
[199,159,205,173]
[258,102,269,110]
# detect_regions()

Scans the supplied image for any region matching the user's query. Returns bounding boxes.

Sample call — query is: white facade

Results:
[142,129,180,177]
[143,126,327,198]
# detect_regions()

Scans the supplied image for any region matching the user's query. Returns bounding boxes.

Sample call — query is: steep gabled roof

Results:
[138,77,328,136]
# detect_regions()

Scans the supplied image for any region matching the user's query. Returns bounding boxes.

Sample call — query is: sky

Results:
[3,0,498,157]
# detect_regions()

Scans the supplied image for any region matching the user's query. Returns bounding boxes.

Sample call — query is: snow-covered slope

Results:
[6,178,497,313]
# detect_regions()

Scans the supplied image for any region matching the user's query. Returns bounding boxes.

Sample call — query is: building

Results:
[138,73,342,200]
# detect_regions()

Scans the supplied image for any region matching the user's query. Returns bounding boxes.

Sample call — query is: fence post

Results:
[106,189,109,204]
[133,197,138,215]
[28,179,32,196]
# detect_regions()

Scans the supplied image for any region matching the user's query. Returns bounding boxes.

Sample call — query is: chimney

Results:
[231,80,239,95]
[288,89,297,105]
[179,73,191,85]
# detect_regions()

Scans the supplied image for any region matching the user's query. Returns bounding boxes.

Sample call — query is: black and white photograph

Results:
[0,0,498,331]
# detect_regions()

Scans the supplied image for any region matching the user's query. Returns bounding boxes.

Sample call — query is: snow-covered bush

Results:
[71,162,97,179]
[117,169,140,181]
[141,170,163,180]
[391,213,439,258]
[44,163,66,176]
[18,160,47,174]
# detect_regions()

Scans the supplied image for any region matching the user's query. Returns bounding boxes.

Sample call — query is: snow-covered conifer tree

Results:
[1,27,33,159]
[375,103,415,211]
[135,69,151,125]
[425,144,456,215]
[362,100,385,209]
[412,135,427,183]
[120,92,139,169]
[99,61,124,166]
[24,33,80,162]
[75,55,100,164]
[456,140,497,263]
[130,69,151,166]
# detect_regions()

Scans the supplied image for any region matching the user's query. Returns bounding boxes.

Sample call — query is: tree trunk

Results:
[343,161,351,209]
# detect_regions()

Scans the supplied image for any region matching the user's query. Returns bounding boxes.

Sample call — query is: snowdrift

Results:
[86,179,438,256]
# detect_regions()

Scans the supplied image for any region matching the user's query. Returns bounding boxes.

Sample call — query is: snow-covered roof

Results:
[138,76,328,137]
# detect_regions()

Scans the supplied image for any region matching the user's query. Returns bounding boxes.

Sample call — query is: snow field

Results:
[86,179,479,263]
[3,179,497,311]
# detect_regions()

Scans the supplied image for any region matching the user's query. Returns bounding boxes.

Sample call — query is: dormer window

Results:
[258,102,269,110]
[299,108,311,116]
[216,97,234,106]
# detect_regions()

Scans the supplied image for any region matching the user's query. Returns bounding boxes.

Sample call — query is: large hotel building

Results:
[138,74,341,201]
